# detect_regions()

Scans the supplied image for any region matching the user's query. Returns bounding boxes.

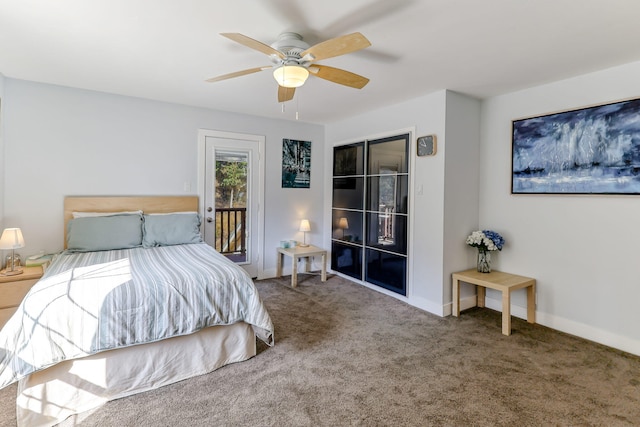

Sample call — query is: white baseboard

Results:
[440,295,478,317]
[443,295,640,357]
[329,272,444,315]
[261,267,278,279]
[482,295,530,320]
[262,258,318,281]
[407,295,445,316]
[264,270,640,357]
[535,311,640,357]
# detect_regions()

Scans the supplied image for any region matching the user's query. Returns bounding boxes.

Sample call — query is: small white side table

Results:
[276,245,327,287]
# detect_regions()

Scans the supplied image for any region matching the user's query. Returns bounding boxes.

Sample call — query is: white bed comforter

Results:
[0,243,273,389]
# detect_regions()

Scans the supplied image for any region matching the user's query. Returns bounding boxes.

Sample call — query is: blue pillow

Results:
[67,214,143,252]
[142,213,202,247]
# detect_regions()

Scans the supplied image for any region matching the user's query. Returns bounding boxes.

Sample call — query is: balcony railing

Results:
[378,205,395,244]
[215,207,246,261]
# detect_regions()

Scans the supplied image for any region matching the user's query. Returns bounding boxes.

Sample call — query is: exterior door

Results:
[198,130,264,278]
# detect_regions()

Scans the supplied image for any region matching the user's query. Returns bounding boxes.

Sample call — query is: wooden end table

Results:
[452,268,536,336]
[0,265,44,328]
[276,245,327,288]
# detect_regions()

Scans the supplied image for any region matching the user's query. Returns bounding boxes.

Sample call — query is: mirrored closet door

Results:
[331,133,409,295]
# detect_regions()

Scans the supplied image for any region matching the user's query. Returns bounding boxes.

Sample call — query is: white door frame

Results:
[197,129,266,279]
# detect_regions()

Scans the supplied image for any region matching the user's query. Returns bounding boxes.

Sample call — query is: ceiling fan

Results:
[206,32,371,103]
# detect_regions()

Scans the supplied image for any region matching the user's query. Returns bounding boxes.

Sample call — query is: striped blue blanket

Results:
[0,243,273,389]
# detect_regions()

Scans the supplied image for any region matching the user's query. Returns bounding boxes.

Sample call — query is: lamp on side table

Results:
[299,219,311,247]
[0,228,25,276]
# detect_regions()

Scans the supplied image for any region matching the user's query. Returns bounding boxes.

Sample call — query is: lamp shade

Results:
[338,217,349,230]
[299,219,311,232]
[0,228,25,250]
[273,65,309,88]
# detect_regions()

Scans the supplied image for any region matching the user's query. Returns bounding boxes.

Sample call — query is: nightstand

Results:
[276,244,327,288]
[0,266,44,328]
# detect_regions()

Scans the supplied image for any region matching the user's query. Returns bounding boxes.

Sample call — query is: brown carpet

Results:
[1,274,639,426]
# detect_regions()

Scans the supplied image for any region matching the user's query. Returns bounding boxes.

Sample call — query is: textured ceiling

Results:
[2,0,640,124]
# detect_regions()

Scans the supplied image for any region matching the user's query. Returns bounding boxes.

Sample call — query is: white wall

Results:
[443,92,482,308]
[480,61,640,355]
[327,70,640,356]
[325,90,481,314]
[2,78,324,276]
[0,74,5,228]
[7,61,640,356]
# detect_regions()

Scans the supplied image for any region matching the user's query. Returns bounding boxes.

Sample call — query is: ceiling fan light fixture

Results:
[273,65,309,88]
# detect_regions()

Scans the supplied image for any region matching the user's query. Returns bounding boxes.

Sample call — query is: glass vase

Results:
[477,249,491,273]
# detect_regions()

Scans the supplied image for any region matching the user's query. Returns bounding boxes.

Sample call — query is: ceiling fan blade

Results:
[221,33,285,59]
[278,86,296,102]
[206,66,271,83]
[301,32,371,61]
[308,65,369,89]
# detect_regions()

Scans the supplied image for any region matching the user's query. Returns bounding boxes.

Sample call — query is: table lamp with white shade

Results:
[0,228,25,276]
[299,219,311,247]
[338,217,349,239]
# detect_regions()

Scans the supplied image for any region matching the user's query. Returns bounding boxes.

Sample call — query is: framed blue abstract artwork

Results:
[512,97,640,194]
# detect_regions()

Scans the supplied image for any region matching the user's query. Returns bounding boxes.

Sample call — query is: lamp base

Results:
[298,244,309,247]
[0,267,23,276]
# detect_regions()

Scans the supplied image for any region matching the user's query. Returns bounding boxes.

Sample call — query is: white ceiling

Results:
[2,0,640,124]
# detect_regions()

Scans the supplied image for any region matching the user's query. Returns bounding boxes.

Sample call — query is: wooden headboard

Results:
[63,196,199,248]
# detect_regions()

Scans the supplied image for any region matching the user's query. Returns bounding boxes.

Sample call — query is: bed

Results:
[0,196,274,427]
